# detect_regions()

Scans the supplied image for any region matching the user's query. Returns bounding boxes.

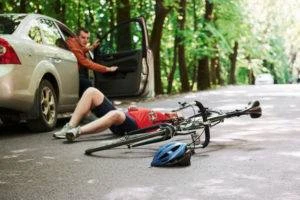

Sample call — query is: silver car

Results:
[0,14,79,132]
[0,14,154,132]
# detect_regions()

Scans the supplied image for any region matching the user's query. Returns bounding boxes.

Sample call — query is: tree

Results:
[54,0,66,23]
[228,41,238,84]
[177,0,190,92]
[19,0,27,13]
[150,0,171,94]
[167,28,179,94]
[197,0,213,90]
[116,0,131,51]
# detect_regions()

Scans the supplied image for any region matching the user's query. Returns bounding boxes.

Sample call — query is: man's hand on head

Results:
[89,39,100,50]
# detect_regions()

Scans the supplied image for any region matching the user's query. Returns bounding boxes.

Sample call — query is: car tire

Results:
[28,79,57,132]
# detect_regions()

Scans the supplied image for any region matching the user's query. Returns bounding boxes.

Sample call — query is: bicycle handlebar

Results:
[176,100,261,149]
[194,101,210,148]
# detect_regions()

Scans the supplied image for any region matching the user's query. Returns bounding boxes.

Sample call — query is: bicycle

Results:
[85,100,262,155]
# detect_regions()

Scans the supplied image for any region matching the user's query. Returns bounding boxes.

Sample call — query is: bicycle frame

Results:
[85,100,262,155]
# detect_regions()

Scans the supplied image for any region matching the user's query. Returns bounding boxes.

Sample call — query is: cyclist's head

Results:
[165,112,184,124]
[151,142,192,167]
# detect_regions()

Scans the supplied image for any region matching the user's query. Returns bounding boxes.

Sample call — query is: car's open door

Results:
[93,17,154,98]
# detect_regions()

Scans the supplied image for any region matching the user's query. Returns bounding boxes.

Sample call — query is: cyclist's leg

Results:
[109,113,138,135]
[69,87,109,127]
[91,95,116,118]
[79,110,127,135]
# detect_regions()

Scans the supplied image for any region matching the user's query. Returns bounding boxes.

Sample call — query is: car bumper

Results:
[0,65,34,112]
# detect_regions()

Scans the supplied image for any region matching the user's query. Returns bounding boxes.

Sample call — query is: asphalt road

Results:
[1,84,300,200]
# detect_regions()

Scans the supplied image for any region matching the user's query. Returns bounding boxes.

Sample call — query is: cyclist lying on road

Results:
[53,87,179,142]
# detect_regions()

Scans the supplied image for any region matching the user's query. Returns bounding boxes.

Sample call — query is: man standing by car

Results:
[66,28,118,96]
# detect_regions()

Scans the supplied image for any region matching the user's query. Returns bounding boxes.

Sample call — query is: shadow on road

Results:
[0,118,69,137]
[85,146,157,159]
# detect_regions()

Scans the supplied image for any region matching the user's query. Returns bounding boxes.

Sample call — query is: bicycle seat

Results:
[247,100,262,118]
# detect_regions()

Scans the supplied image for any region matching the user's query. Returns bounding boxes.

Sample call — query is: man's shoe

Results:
[66,127,81,142]
[53,123,72,139]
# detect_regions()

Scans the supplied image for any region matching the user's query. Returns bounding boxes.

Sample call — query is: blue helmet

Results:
[151,142,191,167]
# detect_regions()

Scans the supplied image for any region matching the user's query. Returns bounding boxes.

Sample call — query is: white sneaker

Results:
[53,123,72,139]
[66,127,81,142]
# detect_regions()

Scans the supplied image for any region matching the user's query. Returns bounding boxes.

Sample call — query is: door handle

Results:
[53,58,62,63]
[48,57,62,64]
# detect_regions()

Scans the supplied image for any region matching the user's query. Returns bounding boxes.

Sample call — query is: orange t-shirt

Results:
[66,37,108,73]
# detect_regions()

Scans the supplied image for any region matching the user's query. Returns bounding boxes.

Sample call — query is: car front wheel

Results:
[28,79,57,132]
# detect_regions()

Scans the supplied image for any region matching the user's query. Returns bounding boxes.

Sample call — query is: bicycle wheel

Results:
[85,129,167,155]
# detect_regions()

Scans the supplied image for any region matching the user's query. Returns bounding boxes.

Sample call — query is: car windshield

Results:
[0,14,26,34]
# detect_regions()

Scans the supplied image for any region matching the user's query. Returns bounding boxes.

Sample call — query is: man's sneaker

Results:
[53,123,73,139]
[66,127,81,142]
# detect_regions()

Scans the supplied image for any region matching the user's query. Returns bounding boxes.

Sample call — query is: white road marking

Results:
[278,151,300,158]
[2,154,21,159]
[11,149,29,153]
[87,179,99,184]
[18,159,34,163]
[43,156,55,159]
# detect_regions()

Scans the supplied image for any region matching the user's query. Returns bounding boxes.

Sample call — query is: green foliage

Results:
[236,66,249,84]
[1,0,296,92]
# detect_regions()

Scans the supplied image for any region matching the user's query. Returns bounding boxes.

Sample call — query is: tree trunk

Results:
[19,0,27,13]
[229,41,239,84]
[249,69,255,85]
[108,0,115,31]
[246,56,254,84]
[150,0,170,94]
[211,46,221,85]
[0,2,4,13]
[116,0,131,52]
[77,0,81,27]
[167,31,179,94]
[54,0,65,23]
[197,0,213,90]
[215,56,224,85]
[177,0,189,92]
[61,3,66,23]
[190,0,198,90]
[197,58,210,90]
[116,0,130,23]
[210,57,217,85]
[35,1,42,14]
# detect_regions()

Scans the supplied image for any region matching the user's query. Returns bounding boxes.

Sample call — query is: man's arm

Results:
[70,48,110,73]
[67,38,117,73]
[88,39,100,51]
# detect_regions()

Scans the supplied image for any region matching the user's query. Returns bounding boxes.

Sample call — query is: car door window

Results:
[28,26,43,44]
[56,22,74,40]
[98,21,143,55]
[93,18,151,97]
[55,22,74,50]
[0,14,25,34]
[39,18,64,49]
